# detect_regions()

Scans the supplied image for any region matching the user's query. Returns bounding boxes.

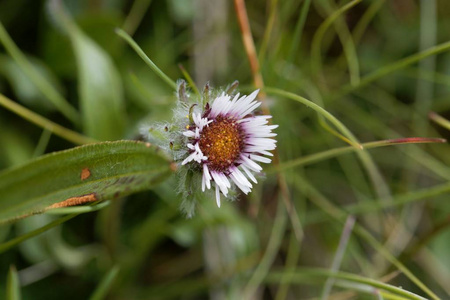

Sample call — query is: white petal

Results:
[181,152,196,165]
[203,164,211,190]
[211,171,229,196]
[215,183,221,207]
[183,131,195,137]
[240,154,262,172]
[241,165,257,183]
[250,154,272,164]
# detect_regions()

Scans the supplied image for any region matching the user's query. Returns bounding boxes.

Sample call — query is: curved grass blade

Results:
[0,214,78,254]
[266,268,428,300]
[115,28,177,91]
[271,137,446,173]
[264,87,362,149]
[89,265,120,300]
[336,39,450,99]
[0,141,173,223]
[0,93,96,145]
[0,21,79,125]
[310,0,361,84]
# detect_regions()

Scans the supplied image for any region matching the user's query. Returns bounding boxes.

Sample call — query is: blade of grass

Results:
[243,199,288,299]
[310,0,361,85]
[258,0,279,64]
[122,0,153,36]
[414,0,437,135]
[274,231,301,300]
[345,181,450,216]
[267,85,393,202]
[0,93,97,145]
[6,265,21,300]
[294,176,440,300]
[32,129,52,158]
[115,28,177,91]
[335,40,450,99]
[320,216,356,300]
[302,180,450,226]
[267,268,428,300]
[270,137,446,173]
[286,0,311,64]
[318,0,361,86]
[0,21,80,124]
[265,87,362,149]
[429,112,450,131]
[352,0,386,45]
[89,265,120,300]
[0,213,79,254]
[336,89,450,180]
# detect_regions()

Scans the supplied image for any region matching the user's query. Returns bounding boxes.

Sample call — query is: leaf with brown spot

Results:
[80,168,91,180]
[0,141,173,223]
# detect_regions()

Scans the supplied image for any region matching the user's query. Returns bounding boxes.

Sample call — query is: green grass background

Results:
[0,0,450,299]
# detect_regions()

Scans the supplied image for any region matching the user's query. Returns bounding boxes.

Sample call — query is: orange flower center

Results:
[198,116,243,171]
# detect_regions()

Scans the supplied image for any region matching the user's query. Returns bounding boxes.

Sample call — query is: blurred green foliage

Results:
[0,0,450,299]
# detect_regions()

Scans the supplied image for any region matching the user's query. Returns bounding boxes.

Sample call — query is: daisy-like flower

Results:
[181,89,278,207]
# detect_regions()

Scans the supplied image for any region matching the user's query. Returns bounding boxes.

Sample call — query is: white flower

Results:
[181,89,277,207]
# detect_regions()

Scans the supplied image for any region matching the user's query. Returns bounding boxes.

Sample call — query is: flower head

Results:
[141,81,277,215]
[180,89,277,207]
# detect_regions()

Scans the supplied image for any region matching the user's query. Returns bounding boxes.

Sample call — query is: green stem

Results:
[115,28,177,91]
[122,0,153,36]
[0,93,97,145]
[0,21,80,125]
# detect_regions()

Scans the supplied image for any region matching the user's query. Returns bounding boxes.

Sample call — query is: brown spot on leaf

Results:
[145,142,151,147]
[81,168,91,180]
[170,162,177,171]
[46,193,98,209]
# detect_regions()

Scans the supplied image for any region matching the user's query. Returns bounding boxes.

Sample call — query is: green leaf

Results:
[71,30,126,140]
[6,265,21,300]
[0,141,173,223]
[49,3,126,140]
[0,54,63,113]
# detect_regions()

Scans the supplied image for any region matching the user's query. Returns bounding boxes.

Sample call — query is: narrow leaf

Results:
[0,141,173,223]
[49,2,126,140]
[89,265,120,300]
[6,265,21,300]
[71,30,126,140]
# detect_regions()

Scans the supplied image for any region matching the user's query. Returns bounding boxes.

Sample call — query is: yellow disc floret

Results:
[198,116,243,171]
